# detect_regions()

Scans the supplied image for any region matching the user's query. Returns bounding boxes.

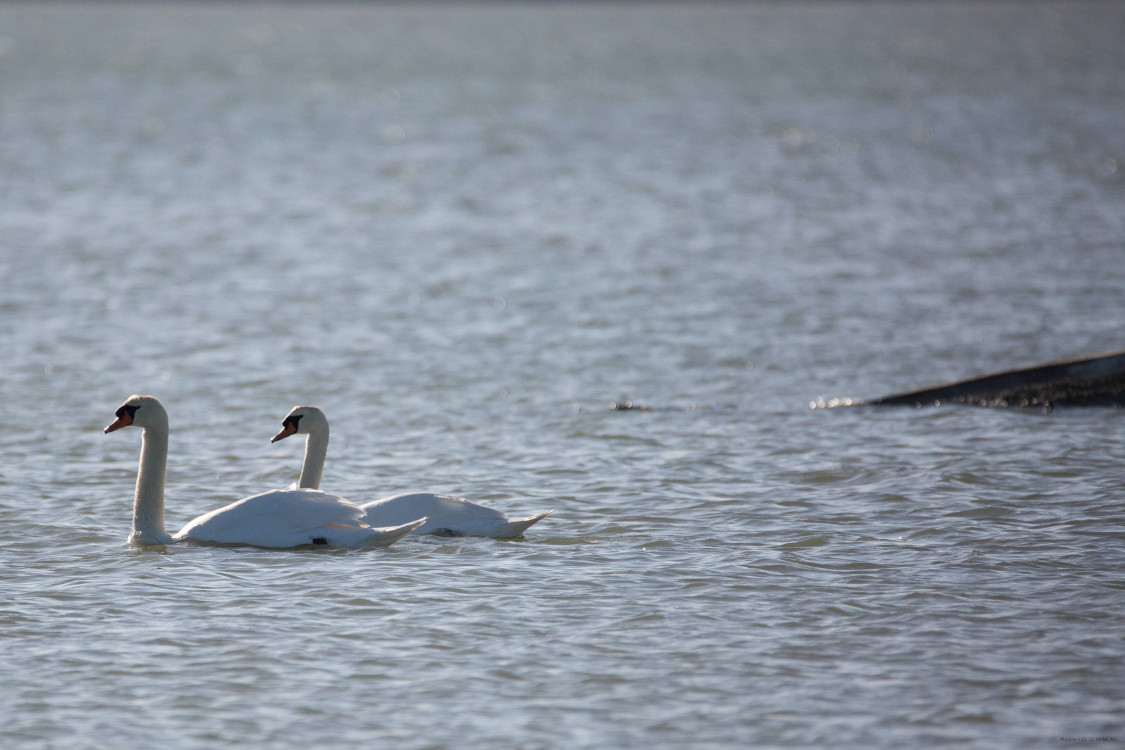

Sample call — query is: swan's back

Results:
[360,493,503,525]
[174,488,371,548]
[360,493,552,538]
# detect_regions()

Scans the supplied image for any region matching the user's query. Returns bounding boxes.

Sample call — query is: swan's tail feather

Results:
[366,516,428,548]
[496,509,554,538]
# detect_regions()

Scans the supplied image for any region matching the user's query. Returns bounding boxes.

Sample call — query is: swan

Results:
[104,395,426,548]
[271,405,554,538]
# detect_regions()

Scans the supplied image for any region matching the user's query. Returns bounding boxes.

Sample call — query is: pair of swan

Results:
[104,395,552,549]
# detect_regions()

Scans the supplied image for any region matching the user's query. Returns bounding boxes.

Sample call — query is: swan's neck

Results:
[131,424,172,545]
[298,426,328,490]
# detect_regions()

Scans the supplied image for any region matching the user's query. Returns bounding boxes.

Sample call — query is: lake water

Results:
[2,2,1123,748]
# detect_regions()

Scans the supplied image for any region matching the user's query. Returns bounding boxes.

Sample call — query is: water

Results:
[2,2,1124,747]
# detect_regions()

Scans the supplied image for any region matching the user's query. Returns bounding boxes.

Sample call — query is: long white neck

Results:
[298,423,329,490]
[131,420,172,545]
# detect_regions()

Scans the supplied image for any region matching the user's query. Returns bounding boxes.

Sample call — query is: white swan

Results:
[271,405,554,538]
[104,395,426,549]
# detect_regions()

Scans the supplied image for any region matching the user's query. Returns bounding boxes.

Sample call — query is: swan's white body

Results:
[174,487,421,548]
[359,492,552,538]
[272,406,553,538]
[106,396,425,549]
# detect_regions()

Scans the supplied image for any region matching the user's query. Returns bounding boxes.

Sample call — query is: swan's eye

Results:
[115,404,139,420]
[288,415,303,429]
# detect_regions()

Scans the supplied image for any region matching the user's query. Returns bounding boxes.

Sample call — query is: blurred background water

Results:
[1,2,1123,748]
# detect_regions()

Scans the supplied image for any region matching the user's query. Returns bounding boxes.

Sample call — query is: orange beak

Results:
[104,413,132,434]
[271,422,297,443]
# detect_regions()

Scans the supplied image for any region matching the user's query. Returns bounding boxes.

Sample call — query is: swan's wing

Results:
[360,493,551,538]
[347,516,428,548]
[360,493,506,524]
[175,488,368,548]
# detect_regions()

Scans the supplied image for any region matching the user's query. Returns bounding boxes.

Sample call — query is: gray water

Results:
[2,3,1123,748]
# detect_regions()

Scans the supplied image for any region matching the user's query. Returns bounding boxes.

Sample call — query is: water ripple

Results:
[3,3,1125,748]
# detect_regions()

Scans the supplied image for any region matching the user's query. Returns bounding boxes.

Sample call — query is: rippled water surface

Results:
[2,3,1124,748]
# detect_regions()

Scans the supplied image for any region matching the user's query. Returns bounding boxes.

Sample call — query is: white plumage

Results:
[105,395,425,549]
[272,405,553,538]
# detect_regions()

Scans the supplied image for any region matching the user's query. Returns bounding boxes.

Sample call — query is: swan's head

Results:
[271,405,328,443]
[104,395,167,434]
